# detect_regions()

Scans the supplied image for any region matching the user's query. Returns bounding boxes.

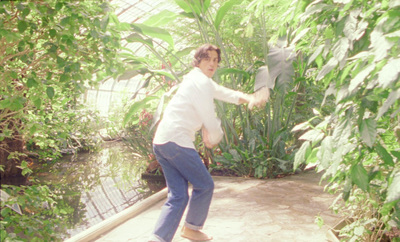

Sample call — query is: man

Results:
[149,44,266,242]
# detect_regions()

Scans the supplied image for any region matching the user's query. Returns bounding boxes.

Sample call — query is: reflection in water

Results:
[35,141,165,239]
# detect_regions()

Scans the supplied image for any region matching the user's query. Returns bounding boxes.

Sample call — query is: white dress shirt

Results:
[153,67,245,149]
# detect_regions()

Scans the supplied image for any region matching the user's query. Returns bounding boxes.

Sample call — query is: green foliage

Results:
[135,0,301,178]
[0,1,127,240]
[1,184,73,241]
[0,0,125,163]
[0,1,125,166]
[287,0,400,240]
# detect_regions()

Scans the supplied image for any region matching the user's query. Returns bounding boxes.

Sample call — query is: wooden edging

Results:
[65,188,168,242]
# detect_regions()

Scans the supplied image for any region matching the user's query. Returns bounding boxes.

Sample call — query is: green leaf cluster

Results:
[1,0,124,162]
[289,0,400,239]
[1,0,127,240]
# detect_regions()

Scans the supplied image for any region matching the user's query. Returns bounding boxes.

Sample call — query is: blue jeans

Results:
[151,142,214,242]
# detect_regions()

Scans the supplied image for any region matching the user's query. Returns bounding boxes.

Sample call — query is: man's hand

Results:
[202,128,218,149]
[249,87,270,109]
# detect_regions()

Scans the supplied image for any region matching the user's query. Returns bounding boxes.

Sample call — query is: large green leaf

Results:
[294,141,311,170]
[317,136,333,171]
[143,10,178,27]
[333,118,351,145]
[174,0,211,15]
[308,45,324,65]
[377,58,400,89]
[299,3,331,22]
[348,63,375,93]
[351,163,369,192]
[126,33,154,47]
[343,11,358,41]
[217,68,250,79]
[332,37,349,63]
[214,0,241,30]
[17,20,28,33]
[46,87,55,99]
[316,57,338,81]
[375,143,394,167]
[116,69,142,81]
[254,66,272,91]
[123,96,158,126]
[386,172,400,203]
[299,129,324,145]
[359,118,376,148]
[131,23,174,47]
[150,69,176,80]
[291,27,310,45]
[377,88,400,119]
[267,46,296,91]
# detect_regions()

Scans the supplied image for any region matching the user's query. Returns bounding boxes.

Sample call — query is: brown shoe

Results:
[181,226,213,241]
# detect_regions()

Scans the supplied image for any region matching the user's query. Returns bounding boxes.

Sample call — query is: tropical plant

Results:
[285,0,400,240]
[1,0,128,240]
[0,0,125,178]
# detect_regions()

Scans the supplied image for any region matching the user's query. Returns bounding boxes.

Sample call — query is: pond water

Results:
[34,141,165,239]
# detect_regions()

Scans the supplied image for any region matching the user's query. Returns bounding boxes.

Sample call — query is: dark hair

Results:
[191,44,221,67]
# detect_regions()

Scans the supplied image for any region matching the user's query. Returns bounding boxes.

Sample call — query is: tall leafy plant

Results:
[0,1,127,240]
[285,0,400,240]
[120,0,307,178]
[0,1,125,177]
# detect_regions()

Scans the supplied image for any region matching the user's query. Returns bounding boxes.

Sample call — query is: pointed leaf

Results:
[214,0,241,30]
[217,68,249,78]
[126,33,153,47]
[332,37,349,63]
[378,58,400,89]
[117,69,141,81]
[26,78,38,88]
[344,12,358,41]
[359,118,376,147]
[333,117,351,145]
[291,28,310,44]
[267,46,296,91]
[174,0,192,13]
[317,136,333,170]
[308,45,324,65]
[292,121,310,132]
[143,10,179,27]
[131,23,174,47]
[300,3,330,22]
[17,21,28,33]
[294,141,311,170]
[299,129,324,144]
[33,97,41,109]
[254,66,272,91]
[46,87,55,99]
[351,164,369,192]
[354,20,368,41]
[385,172,400,203]
[150,69,175,80]
[348,63,375,93]
[123,96,157,126]
[377,89,400,119]
[316,57,338,81]
[375,143,394,166]
[174,0,210,15]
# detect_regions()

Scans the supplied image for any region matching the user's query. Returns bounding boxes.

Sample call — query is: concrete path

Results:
[91,170,341,242]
